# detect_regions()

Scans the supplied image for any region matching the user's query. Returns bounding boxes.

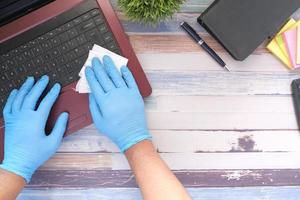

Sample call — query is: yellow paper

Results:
[276,20,300,60]
[267,19,296,69]
[297,27,300,64]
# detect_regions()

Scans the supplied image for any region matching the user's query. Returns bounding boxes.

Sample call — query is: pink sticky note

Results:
[283,28,299,68]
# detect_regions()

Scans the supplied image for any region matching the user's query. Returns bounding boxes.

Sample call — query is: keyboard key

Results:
[66,72,78,83]
[0,97,5,104]
[32,45,43,56]
[78,19,95,31]
[50,37,60,46]
[49,71,59,81]
[81,13,91,21]
[73,17,83,25]
[65,63,74,72]
[41,41,52,50]
[22,50,33,59]
[46,30,56,38]
[56,65,68,74]
[74,57,85,67]
[19,44,29,52]
[43,52,52,61]
[6,60,15,68]
[55,26,64,34]
[67,39,78,49]
[47,61,58,69]
[6,70,16,78]
[14,55,25,63]
[84,42,93,51]
[66,51,77,62]
[0,87,7,94]
[0,74,6,82]
[85,28,105,44]
[7,82,15,91]
[61,22,73,31]
[107,41,118,52]
[50,48,61,58]
[0,63,8,71]
[0,55,5,63]
[37,35,47,42]
[15,65,26,74]
[25,61,34,69]
[28,40,37,48]
[103,32,113,43]
[75,35,87,45]
[98,23,108,34]
[74,46,86,57]
[32,56,43,66]
[90,9,100,16]
[59,32,69,42]
[56,56,67,65]
[58,43,70,53]
[67,28,79,38]
[94,15,105,25]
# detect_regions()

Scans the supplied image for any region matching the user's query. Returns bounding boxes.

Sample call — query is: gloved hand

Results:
[85,56,151,152]
[0,75,69,183]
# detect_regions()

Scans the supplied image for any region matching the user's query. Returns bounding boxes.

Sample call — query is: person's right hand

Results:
[85,56,151,152]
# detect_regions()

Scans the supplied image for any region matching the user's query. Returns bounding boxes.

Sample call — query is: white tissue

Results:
[76,44,128,93]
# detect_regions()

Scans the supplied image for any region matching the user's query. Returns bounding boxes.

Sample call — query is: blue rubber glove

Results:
[0,75,69,183]
[85,56,151,152]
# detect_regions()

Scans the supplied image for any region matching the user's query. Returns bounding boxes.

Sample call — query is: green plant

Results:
[118,0,185,25]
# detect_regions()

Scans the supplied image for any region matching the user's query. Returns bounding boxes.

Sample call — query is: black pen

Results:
[180,21,229,71]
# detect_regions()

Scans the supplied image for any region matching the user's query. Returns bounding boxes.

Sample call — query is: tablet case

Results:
[197,0,300,61]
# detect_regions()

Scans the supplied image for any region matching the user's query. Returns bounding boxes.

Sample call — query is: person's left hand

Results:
[0,75,69,183]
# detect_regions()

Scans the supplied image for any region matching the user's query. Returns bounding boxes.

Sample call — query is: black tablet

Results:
[198,0,300,61]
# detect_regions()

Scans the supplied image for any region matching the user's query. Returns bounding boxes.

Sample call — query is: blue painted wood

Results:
[146,71,300,96]
[18,187,300,200]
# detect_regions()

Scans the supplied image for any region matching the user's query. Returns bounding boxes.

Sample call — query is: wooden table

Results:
[18,1,300,199]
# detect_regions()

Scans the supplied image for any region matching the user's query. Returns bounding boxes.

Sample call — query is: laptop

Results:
[0,0,152,161]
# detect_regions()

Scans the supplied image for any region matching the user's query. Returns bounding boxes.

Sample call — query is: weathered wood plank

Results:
[112,152,300,170]
[57,95,299,153]
[18,187,300,200]
[145,112,296,130]
[40,153,111,170]
[129,34,268,54]
[59,129,300,153]
[137,53,289,72]
[130,35,293,72]
[145,95,294,113]
[146,71,300,96]
[40,152,300,170]
[28,169,300,188]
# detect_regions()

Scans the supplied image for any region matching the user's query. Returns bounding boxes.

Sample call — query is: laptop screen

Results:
[0,0,54,27]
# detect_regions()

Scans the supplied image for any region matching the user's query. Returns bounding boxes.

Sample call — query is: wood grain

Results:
[37,152,300,171]
[40,153,111,170]
[59,129,300,153]
[18,187,300,200]
[129,35,268,54]
[137,53,290,72]
[28,169,300,188]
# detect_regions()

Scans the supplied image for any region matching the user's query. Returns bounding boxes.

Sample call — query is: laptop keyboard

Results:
[0,8,121,116]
